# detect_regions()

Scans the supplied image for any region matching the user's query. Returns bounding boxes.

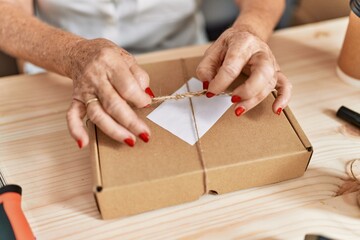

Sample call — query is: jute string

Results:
[349,159,360,183]
[175,59,209,194]
[348,159,360,208]
[151,90,231,104]
[185,80,210,194]
[148,60,232,194]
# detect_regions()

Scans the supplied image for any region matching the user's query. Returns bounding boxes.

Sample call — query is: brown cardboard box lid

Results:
[88,56,312,219]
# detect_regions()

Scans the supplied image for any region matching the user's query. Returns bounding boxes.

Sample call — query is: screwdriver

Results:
[0,170,35,240]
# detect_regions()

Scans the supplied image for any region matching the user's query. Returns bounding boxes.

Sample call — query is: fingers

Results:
[68,40,153,148]
[231,52,276,101]
[196,43,225,84]
[207,45,253,95]
[272,71,292,114]
[130,64,150,90]
[66,99,89,149]
[130,64,155,98]
[86,100,139,146]
[230,52,276,116]
[232,72,291,117]
[107,63,151,108]
[97,82,151,142]
[117,49,150,91]
[71,83,152,148]
[232,88,271,117]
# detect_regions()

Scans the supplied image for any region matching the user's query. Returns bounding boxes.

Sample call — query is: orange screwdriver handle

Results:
[0,184,35,240]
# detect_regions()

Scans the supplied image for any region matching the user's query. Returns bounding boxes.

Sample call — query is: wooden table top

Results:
[1,17,360,240]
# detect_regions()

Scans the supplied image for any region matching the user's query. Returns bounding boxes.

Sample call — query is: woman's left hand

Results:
[196,27,292,116]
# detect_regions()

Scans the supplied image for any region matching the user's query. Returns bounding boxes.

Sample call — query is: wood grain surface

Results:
[1,17,360,240]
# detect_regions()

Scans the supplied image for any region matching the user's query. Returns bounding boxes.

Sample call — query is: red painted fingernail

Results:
[139,132,150,143]
[276,107,283,115]
[203,81,209,90]
[145,87,155,98]
[206,92,215,98]
[77,140,83,149]
[235,106,245,117]
[231,95,242,103]
[124,138,135,147]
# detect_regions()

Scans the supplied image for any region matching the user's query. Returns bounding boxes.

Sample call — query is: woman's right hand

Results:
[65,38,154,148]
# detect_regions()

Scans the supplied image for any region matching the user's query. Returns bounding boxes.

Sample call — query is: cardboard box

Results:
[88,56,313,219]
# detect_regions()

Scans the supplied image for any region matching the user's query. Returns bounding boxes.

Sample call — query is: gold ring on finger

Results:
[85,98,100,108]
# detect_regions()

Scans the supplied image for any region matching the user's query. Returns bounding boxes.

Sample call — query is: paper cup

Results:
[337,6,360,87]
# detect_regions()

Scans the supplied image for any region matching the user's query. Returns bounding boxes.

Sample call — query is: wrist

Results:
[232,15,273,42]
[63,38,87,80]
[230,23,258,37]
[65,38,120,80]
[65,38,111,80]
[232,1,285,41]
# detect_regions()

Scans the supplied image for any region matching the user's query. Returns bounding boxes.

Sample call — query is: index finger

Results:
[130,64,150,90]
[232,52,276,101]
[196,43,226,84]
[97,82,151,141]
[86,101,136,146]
[207,45,252,95]
[107,62,151,108]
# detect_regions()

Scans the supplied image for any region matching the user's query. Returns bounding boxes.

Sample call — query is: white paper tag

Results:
[147,78,232,145]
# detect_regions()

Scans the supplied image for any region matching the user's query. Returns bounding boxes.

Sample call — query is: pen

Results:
[336,106,360,129]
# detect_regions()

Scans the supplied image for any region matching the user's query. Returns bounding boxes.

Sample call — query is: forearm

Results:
[0,1,83,77]
[234,0,285,41]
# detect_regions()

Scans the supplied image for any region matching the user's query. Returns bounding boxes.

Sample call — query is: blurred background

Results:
[202,0,350,40]
[0,0,351,77]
